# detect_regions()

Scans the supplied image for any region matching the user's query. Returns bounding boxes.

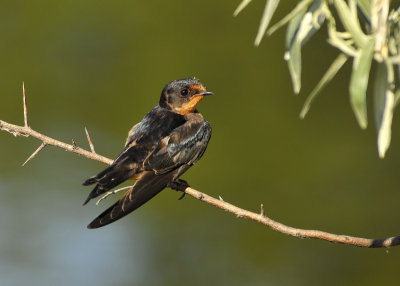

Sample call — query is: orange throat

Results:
[174,95,204,115]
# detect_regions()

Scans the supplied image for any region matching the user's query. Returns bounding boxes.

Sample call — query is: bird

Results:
[82,78,213,229]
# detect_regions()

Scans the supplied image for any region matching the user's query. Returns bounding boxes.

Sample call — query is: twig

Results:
[85,127,96,153]
[0,119,112,165]
[22,142,47,166]
[23,82,28,128]
[1,84,111,165]
[1,86,399,248]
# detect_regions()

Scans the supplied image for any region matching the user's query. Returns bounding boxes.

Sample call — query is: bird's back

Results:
[119,105,187,163]
[82,105,186,204]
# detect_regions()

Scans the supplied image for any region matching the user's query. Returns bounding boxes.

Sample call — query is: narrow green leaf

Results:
[296,12,314,45]
[349,0,358,18]
[284,1,324,95]
[254,0,280,46]
[377,89,395,158]
[267,0,313,36]
[373,62,394,158]
[357,0,371,19]
[349,39,375,129]
[233,0,252,17]
[285,8,306,49]
[285,11,307,94]
[300,53,348,118]
[373,62,387,129]
[334,0,369,48]
[286,41,302,94]
[297,0,325,46]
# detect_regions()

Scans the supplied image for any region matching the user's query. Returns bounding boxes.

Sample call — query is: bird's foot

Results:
[168,179,190,200]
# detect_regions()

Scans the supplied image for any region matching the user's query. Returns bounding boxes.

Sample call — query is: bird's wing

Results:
[82,106,186,205]
[82,139,151,205]
[143,119,212,175]
[87,118,211,228]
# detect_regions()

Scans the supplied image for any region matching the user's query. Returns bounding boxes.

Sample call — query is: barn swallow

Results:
[83,78,213,228]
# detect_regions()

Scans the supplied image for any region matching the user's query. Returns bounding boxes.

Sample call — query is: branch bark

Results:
[1,87,399,248]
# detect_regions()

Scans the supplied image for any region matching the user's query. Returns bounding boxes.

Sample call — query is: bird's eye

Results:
[180,89,189,96]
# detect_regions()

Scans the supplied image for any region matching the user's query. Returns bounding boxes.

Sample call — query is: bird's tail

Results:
[82,165,135,205]
[82,177,97,186]
[87,171,175,229]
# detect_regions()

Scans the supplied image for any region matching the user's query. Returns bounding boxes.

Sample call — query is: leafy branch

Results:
[235,0,400,158]
[1,84,399,248]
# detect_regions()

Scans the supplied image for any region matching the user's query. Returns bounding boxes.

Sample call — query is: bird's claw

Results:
[168,179,190,200]
[178,192,186,200]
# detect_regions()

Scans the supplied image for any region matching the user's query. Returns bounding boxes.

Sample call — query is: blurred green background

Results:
[1,1,399,285]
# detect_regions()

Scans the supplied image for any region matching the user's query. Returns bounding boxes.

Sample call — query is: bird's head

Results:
[159,78,213,115]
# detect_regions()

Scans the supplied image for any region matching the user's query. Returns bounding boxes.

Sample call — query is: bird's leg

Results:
[168,179,190,200]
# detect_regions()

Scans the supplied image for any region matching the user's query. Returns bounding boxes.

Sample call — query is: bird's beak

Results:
[190,84,214,96]
[199,91,214,96]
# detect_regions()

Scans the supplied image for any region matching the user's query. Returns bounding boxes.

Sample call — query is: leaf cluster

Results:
[235,0,400,158]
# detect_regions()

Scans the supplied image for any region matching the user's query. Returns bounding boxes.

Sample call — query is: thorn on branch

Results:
[23,82,29,128]
[84,127,96,154]
[22,142,47,166]
[260,203,265,216]
[218,195,224,201]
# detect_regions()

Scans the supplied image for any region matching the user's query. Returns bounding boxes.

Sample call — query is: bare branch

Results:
[22,142,47,166]
[1,93,399,248]
[85,127,96,153]
[184,187,400,248]
[0,120,112,165]
[23,82,29,128]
